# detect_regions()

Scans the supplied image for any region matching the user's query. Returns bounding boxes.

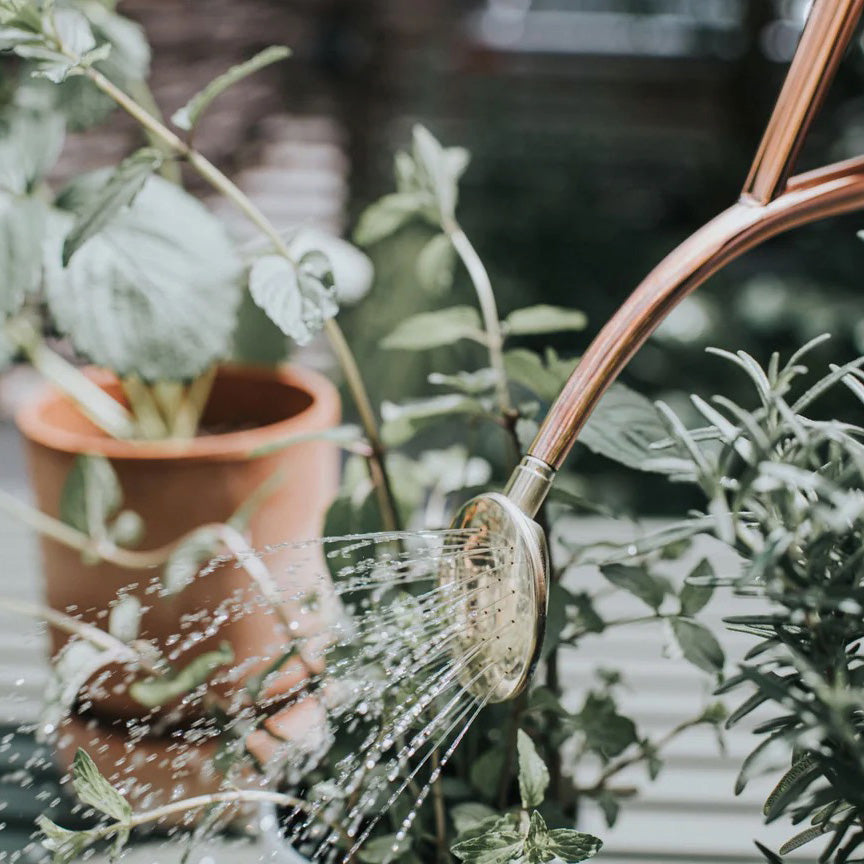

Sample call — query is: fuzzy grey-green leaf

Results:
[45,175,242,380]
[503,305,587,337]
[382,306,484,351]
[416,231,456,294]
[354,192,426,246]
[517,729,550,809]
[72,748,131,823]
[62,147,163,265]
[130,642,234,709]
[59,454,122,540]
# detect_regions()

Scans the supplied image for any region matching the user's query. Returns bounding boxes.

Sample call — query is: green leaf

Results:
[54,8,96,58]
[503,305,587,337]
[667,617,725,674]
[45,174,242,380]
[37,815,100,864]
[411,124,467,221]
[546,829,603,863]
[416,231,456,294]
[429,368,497,395]
[59,454,122,540]
[679,559,715,615]
[468,747,506,796]
[162,526,222,595]
[0,107,64,194]
[382,306,484,350]
[43,3,150,131]
[171,45,291,132]
[580,381,675,471]
[0,194,46,317]
[600,563,668,611]
[381,394,485,446]
[72,748,132,822]
[577,693,638,761]
[517,729,550,809]
[108,594,141,643]
[249,252,339,346]
[595,790,620,827]
[451,803,498,835]
[451,815,524,864]
[504,348,577,403]
[130,641,233,709]
[354,192,426,246]
[62,147,163,265]
[357,834,412,864]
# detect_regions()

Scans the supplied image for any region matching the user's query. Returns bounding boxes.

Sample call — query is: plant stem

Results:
[445,223,511,416]
[6,319,137,439]
[0,491,304,641]
[0,488,166,568]
[126,79,183,185]
[173,366,217,438]
[0,596,138,660]
[582,716,703,795]
[122,376,169,439]
[56,788,352,850]
[80,65,400,532]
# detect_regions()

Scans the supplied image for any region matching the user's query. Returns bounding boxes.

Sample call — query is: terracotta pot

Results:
[16,365,341,725]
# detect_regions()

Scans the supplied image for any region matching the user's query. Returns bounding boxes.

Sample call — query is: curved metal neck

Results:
[517,0,864,476]
[504,456,556,519]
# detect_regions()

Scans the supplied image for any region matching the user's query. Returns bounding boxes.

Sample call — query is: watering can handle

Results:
[526,0,864,473]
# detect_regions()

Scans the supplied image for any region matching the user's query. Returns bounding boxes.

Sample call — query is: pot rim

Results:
[15,364,341,462]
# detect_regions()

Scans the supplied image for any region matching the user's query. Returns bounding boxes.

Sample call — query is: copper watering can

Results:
[444,0,864,703]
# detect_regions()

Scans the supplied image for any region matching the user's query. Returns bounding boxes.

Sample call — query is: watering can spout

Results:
[449,0,864,704]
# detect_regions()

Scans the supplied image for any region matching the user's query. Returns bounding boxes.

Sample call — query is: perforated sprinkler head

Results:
[442,458,552,703]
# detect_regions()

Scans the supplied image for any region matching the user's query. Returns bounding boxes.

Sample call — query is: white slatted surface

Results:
[0,426,813,861]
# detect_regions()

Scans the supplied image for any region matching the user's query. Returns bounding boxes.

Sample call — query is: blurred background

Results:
[2,4,864,862]
[32,0,864,514]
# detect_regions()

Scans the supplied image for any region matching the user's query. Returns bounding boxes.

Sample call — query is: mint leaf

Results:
[46,174,242,380]
[354,192,426,246]
[451,815,524,864]
[249,252,339,346]
[37,815,100,864]
[59,454,122,542]
[416,231,456,294]
[546,828,603,863]
[130,642,233,709]
[381,306,484,350]
[72,748,131,823]
[357,834,411,864]
[162,526,222,594]
[517,729,550,809]
[503,305,587,337]
[62,147,163,265]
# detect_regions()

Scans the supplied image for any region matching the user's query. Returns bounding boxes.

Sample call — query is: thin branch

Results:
[445,224,511,416]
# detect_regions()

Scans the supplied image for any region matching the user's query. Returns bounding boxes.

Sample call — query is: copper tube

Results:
[743,0,863,204]
[526,0,864,473]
